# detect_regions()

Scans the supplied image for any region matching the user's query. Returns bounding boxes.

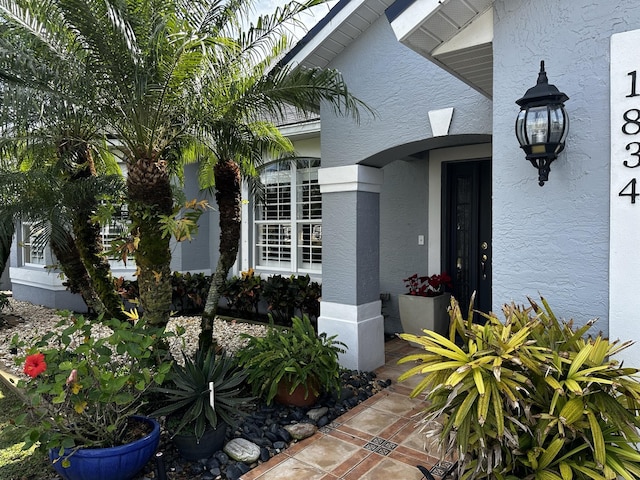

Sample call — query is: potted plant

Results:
[236,315,346,406]
[151,348,253,461]
[398,272,453,336]
[13,312,173,480]
[397,295,640,480]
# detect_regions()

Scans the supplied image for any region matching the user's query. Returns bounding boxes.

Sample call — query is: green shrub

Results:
[236,315,345,405]
[398,296,640,480]
[170,272,209,314]
[261,274,321,326]
[261,274,294,324]
[116,272,210,315]
[220,269,263,319]
[290,274,321,319]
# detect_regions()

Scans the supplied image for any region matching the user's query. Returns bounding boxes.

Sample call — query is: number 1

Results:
[628,71,640,97]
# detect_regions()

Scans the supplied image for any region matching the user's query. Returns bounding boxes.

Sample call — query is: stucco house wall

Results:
[317,14,492,334]
[321,16,492,168]
[492,0,640,331]
[171,163,217,274]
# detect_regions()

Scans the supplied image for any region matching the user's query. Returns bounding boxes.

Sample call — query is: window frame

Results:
[253,157,322,275]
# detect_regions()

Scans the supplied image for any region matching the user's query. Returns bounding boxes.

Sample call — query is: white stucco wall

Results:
[492,0,640,332]
[321,15,492,168]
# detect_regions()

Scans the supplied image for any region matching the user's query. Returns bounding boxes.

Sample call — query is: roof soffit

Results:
[388,0,495,98]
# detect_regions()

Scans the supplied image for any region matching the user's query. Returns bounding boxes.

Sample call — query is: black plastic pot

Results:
[171,422,228,461]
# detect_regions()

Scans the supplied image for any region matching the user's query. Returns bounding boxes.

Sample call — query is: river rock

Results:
[223,438,261,462]
[284,423,318,440]
[307,406,328,422]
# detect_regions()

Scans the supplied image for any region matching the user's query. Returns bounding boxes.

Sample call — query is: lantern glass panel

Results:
[516,110,527,147]
[548,105,566,146]
[525,106,549,145]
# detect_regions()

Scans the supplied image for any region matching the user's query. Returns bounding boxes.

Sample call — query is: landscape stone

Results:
[223,438,261,463]
[225,463,243,480]
[276,427,291,442]
[317,416,329,428]
[214,451,229,464]
[307,406,328,422]
[284,423,317,440]
[260,447,271,462]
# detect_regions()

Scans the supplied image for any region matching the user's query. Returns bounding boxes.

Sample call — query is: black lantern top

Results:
[516,61,569,108]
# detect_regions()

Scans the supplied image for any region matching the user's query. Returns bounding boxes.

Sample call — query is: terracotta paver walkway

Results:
[241,337,455,480]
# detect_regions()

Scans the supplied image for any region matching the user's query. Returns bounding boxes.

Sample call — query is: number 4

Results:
[619,178,639,204]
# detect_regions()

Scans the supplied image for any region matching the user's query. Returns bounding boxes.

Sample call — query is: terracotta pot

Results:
[275,379,320,407]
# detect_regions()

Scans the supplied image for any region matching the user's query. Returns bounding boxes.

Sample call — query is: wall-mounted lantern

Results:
[515,61,569,186]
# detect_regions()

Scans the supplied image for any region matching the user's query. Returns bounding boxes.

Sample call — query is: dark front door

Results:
[443,159,492,316]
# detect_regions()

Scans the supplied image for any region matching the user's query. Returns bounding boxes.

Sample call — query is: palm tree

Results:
[0,0,368,337]
[0,73,127,319]
[193,6,371,350]
[0,165,126,314]
[0,0,200,325]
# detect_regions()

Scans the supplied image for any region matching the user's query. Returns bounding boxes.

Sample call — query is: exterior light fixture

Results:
[515,61,569,186]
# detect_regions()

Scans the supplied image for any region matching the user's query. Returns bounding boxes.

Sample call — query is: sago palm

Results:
[0,75,126,318]
[0,0,368,337]
[0,0,208,325]
[0,163,126,316]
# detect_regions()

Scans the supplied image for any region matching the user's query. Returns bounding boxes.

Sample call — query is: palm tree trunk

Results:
[69,147,125,320]
[0,217,14,281]
[50,230,106,315]
[201,159,242,351]
[126,156,174,328]
[72,208,126,320]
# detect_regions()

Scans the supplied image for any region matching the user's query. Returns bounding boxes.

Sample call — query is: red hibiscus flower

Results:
[24,353,47,378]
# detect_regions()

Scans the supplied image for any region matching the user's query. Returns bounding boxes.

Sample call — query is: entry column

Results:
[317,165,385,371]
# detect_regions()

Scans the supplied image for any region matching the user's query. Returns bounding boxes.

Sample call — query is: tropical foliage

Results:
[152,349,253,441]
[398,296,640,480]
[237,315,346,405]
[0,0,367,345]
[11,312,173,466]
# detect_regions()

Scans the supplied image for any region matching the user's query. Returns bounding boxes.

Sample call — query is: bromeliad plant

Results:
[398,295,640,480]
[12,313,173,465]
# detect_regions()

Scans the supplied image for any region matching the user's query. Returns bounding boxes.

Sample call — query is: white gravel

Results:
[0,297,268,376]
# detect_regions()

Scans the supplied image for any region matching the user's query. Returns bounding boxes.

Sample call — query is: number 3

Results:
[625,142,640,168]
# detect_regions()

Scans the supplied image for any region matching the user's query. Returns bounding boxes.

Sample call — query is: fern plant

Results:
[236,315,346,405]
[398,296,640,480]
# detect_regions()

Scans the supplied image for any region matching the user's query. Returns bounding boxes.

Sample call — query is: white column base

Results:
[318,300,385,371]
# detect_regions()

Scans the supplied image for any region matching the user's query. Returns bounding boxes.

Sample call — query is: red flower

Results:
[24,353,47,378]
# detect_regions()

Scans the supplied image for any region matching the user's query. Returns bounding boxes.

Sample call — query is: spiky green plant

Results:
[151,349,253,441]
[398,296,640,480]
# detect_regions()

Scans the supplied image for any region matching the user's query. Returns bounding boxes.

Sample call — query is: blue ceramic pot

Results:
[48,416,160,480]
